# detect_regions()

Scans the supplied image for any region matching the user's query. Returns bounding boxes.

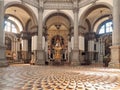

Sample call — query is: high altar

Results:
[54,45,62,61]
[54,40,62,61]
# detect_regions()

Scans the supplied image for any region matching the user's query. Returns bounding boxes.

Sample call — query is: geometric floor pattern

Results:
[0,65,120,90]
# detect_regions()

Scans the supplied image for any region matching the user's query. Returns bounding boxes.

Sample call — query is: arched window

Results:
[4,16,23,33]
[98,20,113,34]
[4,21,17,33]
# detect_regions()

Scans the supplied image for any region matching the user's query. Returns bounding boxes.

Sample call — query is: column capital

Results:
[31,32,38,36]
[73,0,79,13]
[38,0,44,12]
[21,31,30,40]
[73,7,79,13]
[38,7,44,13]
[85,32,96,40]
[79,32,85,37]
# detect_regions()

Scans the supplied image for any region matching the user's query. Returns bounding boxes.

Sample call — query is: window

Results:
[4,16,23,33]
[12,24,17,33]
[98,20,113,34]
[4,21,17,33]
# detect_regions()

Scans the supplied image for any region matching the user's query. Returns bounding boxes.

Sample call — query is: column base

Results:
[79,50,85,63]
[0,47,9,67]
[70,50,80,65]
[0,59,9,67]
[109,45,120,68]
[21,51,29,63]
[36,50,45,65]
[109,62,120,68]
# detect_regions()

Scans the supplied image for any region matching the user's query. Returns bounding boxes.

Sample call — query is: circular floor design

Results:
[0,65,120,90]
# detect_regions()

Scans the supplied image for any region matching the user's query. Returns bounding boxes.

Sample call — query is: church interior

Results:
[0,0,120,90]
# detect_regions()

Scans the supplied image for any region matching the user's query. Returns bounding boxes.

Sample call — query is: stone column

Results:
[15,38,18,61]
[88,40,94,63]
[0,0,8,66]
[21,39,28,63]
[73,8,79,50]
[85,32,96,64]
[110,0,120,68]
[79,35,85,63]
[36,1,45,65]
[71,5,80,65]
[17,38,21,62]
[68,41,71,62]
[44,27,49,63]
[97,38,103,63]
[45,39,48,63]
[31,34,37,64]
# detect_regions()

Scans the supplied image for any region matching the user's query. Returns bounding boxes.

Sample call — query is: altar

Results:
[48,35,67,65]
[54,45,62,62]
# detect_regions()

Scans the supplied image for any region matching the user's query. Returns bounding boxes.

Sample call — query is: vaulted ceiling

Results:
[4,0,112,33]
[5,6,30,27]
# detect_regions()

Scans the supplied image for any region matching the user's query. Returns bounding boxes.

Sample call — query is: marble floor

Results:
[0,64,120,90]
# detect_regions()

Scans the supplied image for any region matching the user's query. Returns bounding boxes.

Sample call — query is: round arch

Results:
[97,19,113,34]
[5,14,24,32]
[5,19,20,33]
[79,2,113,27]
[43,10,74,28]
[4,1,38,28]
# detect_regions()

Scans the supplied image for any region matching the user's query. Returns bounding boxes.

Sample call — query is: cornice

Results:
[21,0,98,10]
[79,0,98,8]
[44,3,73,10]
[21,0,39,8]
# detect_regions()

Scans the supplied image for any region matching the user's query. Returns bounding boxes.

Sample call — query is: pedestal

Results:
[109,45,120,68]
[0,47,8,67]
[71,50,80,65]
[35,50,45,65]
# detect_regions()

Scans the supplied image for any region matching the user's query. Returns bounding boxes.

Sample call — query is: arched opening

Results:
[4,3,37,64]
[44,12,71,65]
[97,20,113,56]
[79,4,112,65]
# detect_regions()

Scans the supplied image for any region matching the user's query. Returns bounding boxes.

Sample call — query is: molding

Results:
[44,3,73,10]
[78,0,98,8]
[110,45,120,49]
[22,0,39,8]
[21,0,98,10]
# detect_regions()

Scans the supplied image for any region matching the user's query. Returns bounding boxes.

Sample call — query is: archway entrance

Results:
[48,35,67,64]
[4,3,37,64]
[45,12,71,65]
